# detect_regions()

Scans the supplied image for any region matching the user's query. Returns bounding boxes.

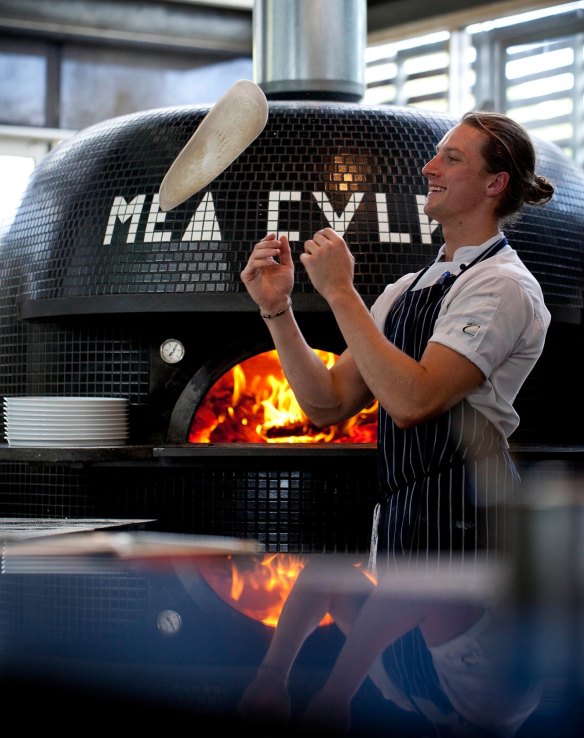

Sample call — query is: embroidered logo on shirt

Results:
[462,322,480,336]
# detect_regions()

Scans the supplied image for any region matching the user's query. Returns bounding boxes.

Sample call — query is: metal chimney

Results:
[252,0,366,101]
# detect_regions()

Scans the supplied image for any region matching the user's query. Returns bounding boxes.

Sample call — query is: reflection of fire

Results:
[200,553,333,627]
[199,553,377,628]
[189,349,378,444]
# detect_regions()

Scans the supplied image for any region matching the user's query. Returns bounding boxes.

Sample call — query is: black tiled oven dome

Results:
[0,102,583,448]
[3,101,583,320]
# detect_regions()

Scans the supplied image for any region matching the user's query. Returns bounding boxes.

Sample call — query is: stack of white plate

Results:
[3,397,129,447]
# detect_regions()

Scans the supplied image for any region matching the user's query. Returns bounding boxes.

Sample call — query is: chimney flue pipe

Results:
[252,0,367,101]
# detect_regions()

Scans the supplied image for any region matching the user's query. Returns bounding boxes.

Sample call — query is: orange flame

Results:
[189,349,378,444]
[199,553,377,628]
[199,553,331,627]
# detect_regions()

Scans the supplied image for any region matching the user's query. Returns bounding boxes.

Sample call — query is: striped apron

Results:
[371,238,520,571]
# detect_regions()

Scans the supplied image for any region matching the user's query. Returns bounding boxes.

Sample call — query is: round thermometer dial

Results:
[160,338,185,364]
[157,609,182,636]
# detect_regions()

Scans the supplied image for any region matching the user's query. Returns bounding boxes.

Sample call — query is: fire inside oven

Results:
[188,348,378,445]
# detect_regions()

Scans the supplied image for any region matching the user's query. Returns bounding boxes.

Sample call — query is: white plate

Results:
[4,397,128,407]
[4,407,128,418]
[5,423,128,433]
[5,429,128,437]
[5,419,128,427]
[4,408,127,415]
[3,395,127,400]
[3,396,127,402]
[6,431,128,439]
[6,439,127,448]
[5,418,128,426]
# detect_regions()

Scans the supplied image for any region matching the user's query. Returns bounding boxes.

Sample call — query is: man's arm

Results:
[301,228,484,429]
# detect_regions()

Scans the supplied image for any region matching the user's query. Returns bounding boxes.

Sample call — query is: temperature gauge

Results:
[157,609,182,636]
[160,338,185,364]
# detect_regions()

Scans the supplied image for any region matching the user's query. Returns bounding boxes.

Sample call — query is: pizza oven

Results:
[0,0,583,552]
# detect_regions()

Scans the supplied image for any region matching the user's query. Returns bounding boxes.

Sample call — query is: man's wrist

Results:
[260,296,292,319]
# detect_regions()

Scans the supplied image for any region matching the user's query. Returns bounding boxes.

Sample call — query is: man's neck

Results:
[441,221,501,261]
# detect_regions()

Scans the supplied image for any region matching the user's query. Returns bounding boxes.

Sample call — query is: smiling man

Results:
[241,111,554,570]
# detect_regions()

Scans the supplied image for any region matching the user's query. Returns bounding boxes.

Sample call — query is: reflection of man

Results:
[238,557,542,736]
[314,604,543,737]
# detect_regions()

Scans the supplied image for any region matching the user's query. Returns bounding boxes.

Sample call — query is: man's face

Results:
[421,123,495,225]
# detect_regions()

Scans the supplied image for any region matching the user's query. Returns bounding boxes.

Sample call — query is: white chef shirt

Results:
[428,610,543,737]
[370,234,551,441]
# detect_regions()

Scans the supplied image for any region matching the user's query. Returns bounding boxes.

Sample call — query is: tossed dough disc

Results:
[159,79,269,211]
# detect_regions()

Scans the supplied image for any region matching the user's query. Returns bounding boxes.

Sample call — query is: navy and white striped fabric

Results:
[373,239,519,570]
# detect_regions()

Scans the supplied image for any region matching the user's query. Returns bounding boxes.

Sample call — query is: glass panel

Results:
[366,4,584,167]
[365,61,397,85]
[404,74,449,98]
[504,36,577,160]
[0,154,36,238]
[506,45,573,78]
[507,73,574,100]
[363,84,396,105]
[403,51,449,76]
[0,40,47,127]
[60,44,252,130]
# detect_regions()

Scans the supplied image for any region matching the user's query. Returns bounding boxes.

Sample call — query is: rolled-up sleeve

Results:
[429,269,548,378]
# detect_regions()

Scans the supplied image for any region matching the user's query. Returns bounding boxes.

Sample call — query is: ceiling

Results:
[0,0,568,55]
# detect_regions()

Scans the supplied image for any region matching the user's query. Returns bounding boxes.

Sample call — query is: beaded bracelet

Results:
[260,296,292,319]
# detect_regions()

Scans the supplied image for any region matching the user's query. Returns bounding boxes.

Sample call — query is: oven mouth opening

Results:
[188,348,378,445]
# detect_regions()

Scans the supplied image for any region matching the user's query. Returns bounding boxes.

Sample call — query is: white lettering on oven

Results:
[102,191,439,246]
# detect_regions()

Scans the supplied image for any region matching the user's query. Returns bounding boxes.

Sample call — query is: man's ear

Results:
[487,171,510,197]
